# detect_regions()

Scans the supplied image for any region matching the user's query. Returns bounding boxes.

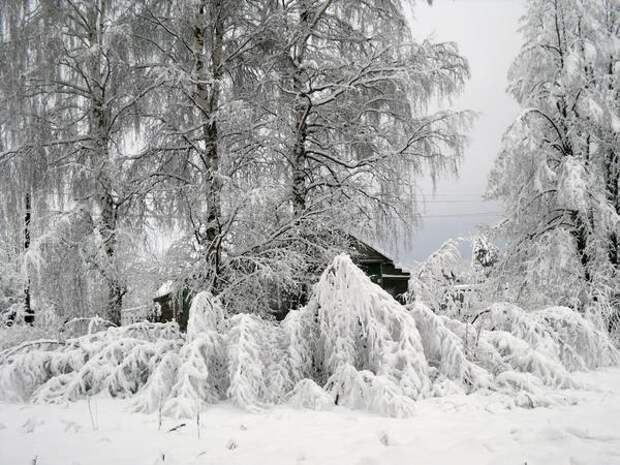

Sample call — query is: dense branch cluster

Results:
[0,0,469,323]
[486,0,619,315]
[1,256,617,417]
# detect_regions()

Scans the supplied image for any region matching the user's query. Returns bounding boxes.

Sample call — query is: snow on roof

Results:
[155,280,175,298]
[348,232,411,273]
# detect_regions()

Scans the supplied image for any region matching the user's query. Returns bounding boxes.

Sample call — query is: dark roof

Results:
[348,234,410,278]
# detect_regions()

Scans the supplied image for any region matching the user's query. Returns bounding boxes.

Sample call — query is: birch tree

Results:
[487,0,619,314]
[0,0,60,323]
[0,0,163,324]
[248,0,471,300]
[138,0,471,313]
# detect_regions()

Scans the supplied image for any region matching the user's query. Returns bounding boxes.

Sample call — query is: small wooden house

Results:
[351,239,411,303]
[151,238,410,329]
[153,281,192,331]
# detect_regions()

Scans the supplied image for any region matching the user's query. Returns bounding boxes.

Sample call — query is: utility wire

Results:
[34,209,503,219]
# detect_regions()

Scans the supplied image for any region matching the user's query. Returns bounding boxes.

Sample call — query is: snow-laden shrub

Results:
[135,291,229,417]
[0,322,182,403]
[163,331,226,418]
[308,255,430,400]
[286,379,333,410]
[226,314,270,409]
[534,307,620,370]
[476,303,620,372]
[410,302,580,395]
[263,322,295,403]
[438,307,577,390]
[409,303,492,391]
[1,255,618,418]
[131,351,180,414]
[186,291,226,341]
[281,305,317,382]
[323,364,417,418]
[483,303,560,358]
[481,331,575,389]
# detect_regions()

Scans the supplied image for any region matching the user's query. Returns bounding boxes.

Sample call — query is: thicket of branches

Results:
[1,255,617,417]
[0,0,470,324]
[486,0,619,319]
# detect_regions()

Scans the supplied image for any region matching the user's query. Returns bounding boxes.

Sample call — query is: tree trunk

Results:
[86,0,124,325]
[291,101,309,217]
[290,5,312,218]
[605,148,619,269]
[194,0,224,290]
[100,182,123,325]
[23,190,34,324]
[572,212,592,284]
[93,84,124,325]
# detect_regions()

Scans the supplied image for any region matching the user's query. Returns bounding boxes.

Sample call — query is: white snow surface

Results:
[155,280,175,299]
[1,368,620,465]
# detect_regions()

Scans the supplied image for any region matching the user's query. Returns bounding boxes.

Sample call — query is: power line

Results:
[419,212,502,218]
[35,209,503,220]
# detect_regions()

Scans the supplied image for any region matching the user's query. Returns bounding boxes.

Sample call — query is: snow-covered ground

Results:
[1,368,619,465]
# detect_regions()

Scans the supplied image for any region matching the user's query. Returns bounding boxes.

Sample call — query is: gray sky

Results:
[403,0,525,263]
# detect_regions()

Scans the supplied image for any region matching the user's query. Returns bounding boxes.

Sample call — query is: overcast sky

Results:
[402,0,525,264]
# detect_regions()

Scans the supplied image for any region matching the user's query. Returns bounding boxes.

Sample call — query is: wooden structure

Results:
[150,238,410,330]
[351,239,411,303]
[153,281,192,331]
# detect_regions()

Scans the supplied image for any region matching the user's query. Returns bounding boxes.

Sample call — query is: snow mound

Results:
[1,255,618,418]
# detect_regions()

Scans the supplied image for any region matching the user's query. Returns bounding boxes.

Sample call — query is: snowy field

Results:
[1,368,619,465]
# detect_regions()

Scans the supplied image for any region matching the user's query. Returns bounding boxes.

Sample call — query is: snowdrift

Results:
[1,255,618,417]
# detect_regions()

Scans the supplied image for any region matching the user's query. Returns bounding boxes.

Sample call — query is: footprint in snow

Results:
[356,457,380,465]
[22,417,44,433]
[565,427,620,442]
[226,439,238,450]
[62,420,83,433]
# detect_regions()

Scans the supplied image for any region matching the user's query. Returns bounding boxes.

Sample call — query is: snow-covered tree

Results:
[0,0,167,324]
[256,0,472,265]
[131,0,472,316]
[487,0,620,315]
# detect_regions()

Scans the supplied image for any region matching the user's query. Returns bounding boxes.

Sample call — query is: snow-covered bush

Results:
[535,307,620,370]
[0,306,63,351]
[409,239,490,320]
[1,255,618,418]
[409,303,492,391]
[308,255,431,400]
[0,322,182,403]
[324,364,417,417]
[226,314,270,409]
[286,379,333,410]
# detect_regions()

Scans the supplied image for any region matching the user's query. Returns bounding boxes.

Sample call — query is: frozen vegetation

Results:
[0,0,618,463]
[1,256,617,419]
